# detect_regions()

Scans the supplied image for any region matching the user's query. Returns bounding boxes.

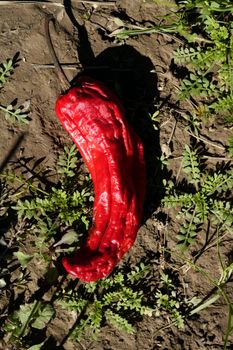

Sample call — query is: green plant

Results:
[173,1,233,123]
[55,261,195,342]
[155,272,190,328]
[2,145,93,263]
[228,134,233,156]
[0,103,30,124]
[57,144,78,179]
[3,300,54,347]
[0,54,30,124]
[57,262,153,340]
[163,144,233,251]
[0,56,17,88]
[170,245,233,349]
[0,145,93,347]
[178,71,217,100]
[107,1,233,124]
[149,110,160,131]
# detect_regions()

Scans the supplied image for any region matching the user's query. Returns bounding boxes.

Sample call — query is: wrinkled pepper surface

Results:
[55,77,146,282]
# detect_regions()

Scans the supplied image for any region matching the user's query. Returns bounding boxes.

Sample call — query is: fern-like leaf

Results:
[57,294,88,313]
[0,53,20,87]
[105,310,135,333]
[163,192,194,209]
[57,144,78,179]
[127,262,149,283]
[103,287,143,312]
[228,135,233,157]
[179,72,217,100]
[202,172,233,196]
[0,104,30,124]
[182,145,200,187]
[176,205,203,251]
[174,46,202,65]
[210,199,233,230]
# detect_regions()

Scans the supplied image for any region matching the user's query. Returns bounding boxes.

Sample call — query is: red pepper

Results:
[55,77,146,282]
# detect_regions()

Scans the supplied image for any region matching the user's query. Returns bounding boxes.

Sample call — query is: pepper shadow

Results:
[63,0,164,218]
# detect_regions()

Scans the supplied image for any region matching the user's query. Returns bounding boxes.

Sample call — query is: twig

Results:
[32,63,134,73]
[203,155,232,161]
[171,153,232,182]
[170,155,233,161]
[160,116,172,128]
[32,63,107,70]
[32,63,82,70]
[73,0,116,4]
[161,113,228,152]
[175,159,183,183]
[44,14,70,91]
[194,233,232,263]
[0,1,63,5]
[167,119,177,146]
[186,130,226,151]
[0,0,116,6]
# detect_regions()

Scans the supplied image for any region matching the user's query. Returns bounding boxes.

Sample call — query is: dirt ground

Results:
[0,1,233,350]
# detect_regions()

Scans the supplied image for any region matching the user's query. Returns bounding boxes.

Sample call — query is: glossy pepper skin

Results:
[55,77,146,282]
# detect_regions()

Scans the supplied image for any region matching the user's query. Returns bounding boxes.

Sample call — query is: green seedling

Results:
[0,54,30,124]
[163,144,233,251]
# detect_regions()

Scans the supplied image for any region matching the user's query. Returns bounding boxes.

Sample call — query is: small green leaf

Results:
[18,302,35,326]
[0,103,30,124]
[54,230,79,247]
[114,17,125,27]
[13,251,33,267]
[28,342,45,350]
[32,304,54,329]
